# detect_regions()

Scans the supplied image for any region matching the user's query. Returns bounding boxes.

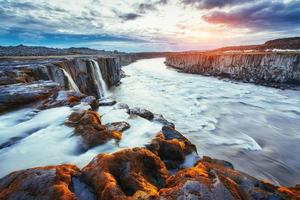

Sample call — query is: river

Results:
[0,58,300,186]
[110,58,300,186]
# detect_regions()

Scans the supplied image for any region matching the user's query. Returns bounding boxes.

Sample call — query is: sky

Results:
[0,0,300,52]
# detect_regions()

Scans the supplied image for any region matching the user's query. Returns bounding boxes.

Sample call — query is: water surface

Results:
[110,58,300,186]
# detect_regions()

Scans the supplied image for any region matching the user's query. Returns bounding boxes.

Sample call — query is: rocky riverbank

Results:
[165,52,300,88]
[0,112,299,199]
[0,56,121,113]
[0,56,300,199]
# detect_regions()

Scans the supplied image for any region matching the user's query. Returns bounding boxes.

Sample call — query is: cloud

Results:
[137,0,169,14]
[203,0,300,30]
[118,13,142,21]
[181,0,253,9]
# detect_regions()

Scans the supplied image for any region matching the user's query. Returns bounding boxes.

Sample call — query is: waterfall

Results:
[91,60,107,98]
[62,69,80,93]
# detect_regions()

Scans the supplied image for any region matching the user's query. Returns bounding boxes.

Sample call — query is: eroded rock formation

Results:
[165,52,300,87]
[66,110,121,149]
[1,125,299,199]
[0,81,60,112]
[0,164,80,200]
[82,148,169,199]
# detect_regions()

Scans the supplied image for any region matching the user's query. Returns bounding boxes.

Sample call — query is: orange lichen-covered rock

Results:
[159,161,241,200]
[0,164,80,200]
[66,110,121,149]
[146,125,198,169]
[82,148,169,200]
[38,90,99,110]
[278,185,300,199]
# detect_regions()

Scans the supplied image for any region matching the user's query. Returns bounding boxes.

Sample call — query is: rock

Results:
[153,114,175,128]
[66,110,121,149]
[165,52,300,87]
[106,121,130,132]
[82,148,169,199]
[127,107,154,120]
[115,103,129,110]
[38,90,99,110]
[0,164,80,200]
[146,126,198,169]
[99,98,117,106]
[159,158,300,200]
[0,80,59,113]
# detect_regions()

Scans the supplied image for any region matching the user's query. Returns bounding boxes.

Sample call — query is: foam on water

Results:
[110,58,300,186]
[0,58,300,186]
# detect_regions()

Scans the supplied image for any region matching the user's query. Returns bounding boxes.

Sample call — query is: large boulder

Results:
[0,164,80,200]
[38,90,99,110]
[82,148,169,200]
[0,81,59,113]
[159,157,300,200]
[147,126,198,169]
[66,110,121,149]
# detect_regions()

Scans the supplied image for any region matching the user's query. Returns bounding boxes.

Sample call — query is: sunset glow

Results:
[1,0,300,51]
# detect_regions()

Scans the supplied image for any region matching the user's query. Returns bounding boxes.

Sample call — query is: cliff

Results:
[0,56,121,112]
[165,52,300,87]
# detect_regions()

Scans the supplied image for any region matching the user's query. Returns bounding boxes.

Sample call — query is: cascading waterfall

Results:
[91,59,107,98]
[62,69,81,93]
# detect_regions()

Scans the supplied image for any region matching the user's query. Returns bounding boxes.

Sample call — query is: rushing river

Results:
[110,58,300,186]
[0,58,300,186]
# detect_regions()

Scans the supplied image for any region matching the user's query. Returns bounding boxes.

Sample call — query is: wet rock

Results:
[99,98,117,106]
[38,90,99,110]
[66,110,121,149]
[127,107,154,120]
[0,164,80,200]
[115,103,129,110]
[159,161,241,200]
[153,114,175,128]
[146,126,198,169]
[106,121,130,132]
[82,148,169,199]
[0,81,59,113]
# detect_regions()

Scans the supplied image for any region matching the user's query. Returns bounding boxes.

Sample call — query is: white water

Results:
[109,58,300,186]
[91,60,108,98]
[0,58,300,187]
[62,69,81,93]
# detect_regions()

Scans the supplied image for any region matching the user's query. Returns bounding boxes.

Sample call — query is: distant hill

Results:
[0,45,116,56]
[215,37,300,52]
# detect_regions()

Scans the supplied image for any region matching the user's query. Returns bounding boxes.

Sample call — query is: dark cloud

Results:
[181,0,253,9]
[138,3,156,13]
[203,0,300,30]
[118,13,142,21]
[137,0,168,14]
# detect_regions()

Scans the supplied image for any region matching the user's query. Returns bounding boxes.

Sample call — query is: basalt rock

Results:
[0,80,60,113]
[0,164,80,200]
[160,157,300,200]
[106,121,131,132]
[99,98,117,106]
[127,107,154,120]
[66,110,121,149]
[146,126,198,169]
[115,103,129,110]
[165,52,300,87]
[81,148,169,200]
[38,90,99,110]
[153,114,175,128]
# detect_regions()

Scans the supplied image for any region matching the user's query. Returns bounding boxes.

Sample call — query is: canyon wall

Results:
[165,52,300,86]
[0,56,121,112]
[51,57,121,98]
